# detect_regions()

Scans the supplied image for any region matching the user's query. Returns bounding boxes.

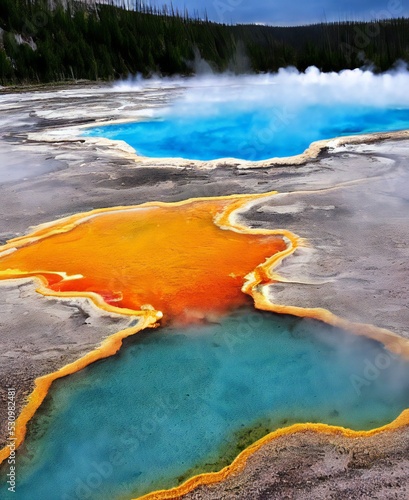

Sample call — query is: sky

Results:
[144,0,409,26]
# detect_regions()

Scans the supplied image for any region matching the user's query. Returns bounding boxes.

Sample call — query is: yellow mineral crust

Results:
[0,191,408,499]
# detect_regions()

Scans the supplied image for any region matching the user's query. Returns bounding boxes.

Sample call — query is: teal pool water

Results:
[1,309,409,499]
[83,105,409,161]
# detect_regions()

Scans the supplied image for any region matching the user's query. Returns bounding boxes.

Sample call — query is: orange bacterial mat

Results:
[0,195,287,324]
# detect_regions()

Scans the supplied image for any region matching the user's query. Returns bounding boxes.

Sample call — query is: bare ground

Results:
[0,84,408,498]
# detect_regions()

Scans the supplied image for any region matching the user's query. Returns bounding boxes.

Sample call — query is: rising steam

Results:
[113,63,409,117]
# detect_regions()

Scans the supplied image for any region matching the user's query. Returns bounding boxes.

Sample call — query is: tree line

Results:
[0,0,408,85]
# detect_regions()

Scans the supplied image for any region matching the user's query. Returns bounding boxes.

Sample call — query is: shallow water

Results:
[1,308,409,499]
[83,105,409,160]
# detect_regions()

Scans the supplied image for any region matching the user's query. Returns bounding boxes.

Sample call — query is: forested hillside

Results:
[0,0,409,85]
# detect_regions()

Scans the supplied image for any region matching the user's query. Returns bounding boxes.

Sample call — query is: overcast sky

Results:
[145,0,408,25]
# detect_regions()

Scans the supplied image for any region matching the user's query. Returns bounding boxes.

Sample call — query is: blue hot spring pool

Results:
[1,308,409,499]
[82,105,409,161]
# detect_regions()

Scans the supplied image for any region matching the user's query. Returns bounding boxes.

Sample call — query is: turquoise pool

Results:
[83,105,409,161]
[1,308,409,499]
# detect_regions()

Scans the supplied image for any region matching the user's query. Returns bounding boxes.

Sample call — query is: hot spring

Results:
[3,68,409,500]
[1,308,409,499]
[83,68,409,161]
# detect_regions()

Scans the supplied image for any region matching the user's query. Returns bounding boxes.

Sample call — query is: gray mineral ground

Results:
[0,84,408,499]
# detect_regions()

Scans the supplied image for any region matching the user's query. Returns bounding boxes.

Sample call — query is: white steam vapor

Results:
[113,63,409,118]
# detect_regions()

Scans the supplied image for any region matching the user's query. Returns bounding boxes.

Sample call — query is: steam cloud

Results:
[113,63,409,119]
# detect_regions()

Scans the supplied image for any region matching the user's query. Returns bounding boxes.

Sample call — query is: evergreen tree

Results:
[0,0,408,84]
